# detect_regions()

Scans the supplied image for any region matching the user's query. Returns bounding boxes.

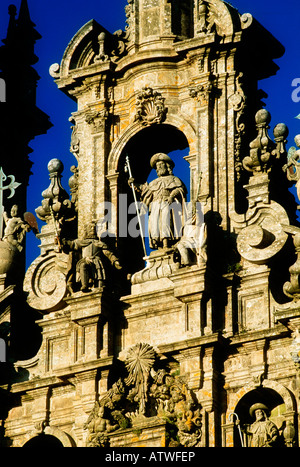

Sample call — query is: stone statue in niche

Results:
[130,153,187,250]
[62,221,122,293]
[245,403,279,447]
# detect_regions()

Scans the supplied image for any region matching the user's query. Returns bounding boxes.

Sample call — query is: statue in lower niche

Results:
[246,403,279,447]
[130,153,187,250]
[62,221,122,292]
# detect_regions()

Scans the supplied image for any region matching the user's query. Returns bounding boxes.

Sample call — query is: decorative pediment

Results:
[49,20,127,80]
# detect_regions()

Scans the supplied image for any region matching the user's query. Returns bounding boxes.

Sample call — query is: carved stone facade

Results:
[1,0,300,448]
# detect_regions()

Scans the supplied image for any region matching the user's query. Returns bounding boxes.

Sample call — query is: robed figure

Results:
[132,153,187,250]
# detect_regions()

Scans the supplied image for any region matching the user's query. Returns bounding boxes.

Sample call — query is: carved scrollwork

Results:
[24,252,69,312]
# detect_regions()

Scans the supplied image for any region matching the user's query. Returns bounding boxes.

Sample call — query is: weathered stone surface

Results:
[1,0,299,449]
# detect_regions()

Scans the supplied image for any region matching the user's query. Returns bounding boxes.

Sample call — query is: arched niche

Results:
[108,123,191,275]
[23,434,64,448]
[226,380,297,447]
[21,426,76,448]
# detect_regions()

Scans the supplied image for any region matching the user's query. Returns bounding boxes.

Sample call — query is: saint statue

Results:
[131,153,187,250]
[247,403,279,447]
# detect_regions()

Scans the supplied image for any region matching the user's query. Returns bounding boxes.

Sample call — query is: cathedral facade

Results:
[1,0,300,448]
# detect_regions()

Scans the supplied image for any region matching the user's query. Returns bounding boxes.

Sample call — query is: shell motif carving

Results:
[135,87,167,126]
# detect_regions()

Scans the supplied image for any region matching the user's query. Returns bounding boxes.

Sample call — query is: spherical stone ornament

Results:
[255,109,271,125]
[273,123,289,139]
[47,158,64,174]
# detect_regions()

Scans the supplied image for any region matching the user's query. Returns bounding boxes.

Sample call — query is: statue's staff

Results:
[125,155,147,257]
[229,413,245,447]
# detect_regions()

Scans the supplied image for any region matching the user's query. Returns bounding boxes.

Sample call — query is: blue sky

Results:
[0,0,300,264]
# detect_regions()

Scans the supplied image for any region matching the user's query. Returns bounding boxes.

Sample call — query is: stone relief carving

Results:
[85,109,109,133]
[68,165,79,213]
[69,118,80,159]
[228,72,247,181]
[84,343,202,447]
[84,404,119,447]
[125,0,135,44]
[135,87,167,126]
[197,0,216,35]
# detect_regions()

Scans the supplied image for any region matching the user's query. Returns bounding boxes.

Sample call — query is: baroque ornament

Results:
[135,87,167,126]
[84,343,202,447]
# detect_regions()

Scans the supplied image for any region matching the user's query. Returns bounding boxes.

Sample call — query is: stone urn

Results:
[0,240,18,275]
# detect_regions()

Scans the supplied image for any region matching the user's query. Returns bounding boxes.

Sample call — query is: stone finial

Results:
[35,159,72,224]
[243,109,288,175]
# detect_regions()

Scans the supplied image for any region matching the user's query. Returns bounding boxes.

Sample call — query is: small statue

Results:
[84,403,119,448]
[283,135,300,207]
[2,205,31,252]
[175,204,207,267]
[63,221,122,292]
[246,403,279,447]
[130,153,187,250]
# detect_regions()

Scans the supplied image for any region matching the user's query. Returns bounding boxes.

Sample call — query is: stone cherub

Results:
[62,221,122,293]
[2,204,31,252]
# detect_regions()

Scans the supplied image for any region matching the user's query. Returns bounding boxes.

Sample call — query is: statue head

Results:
[84,221,98,239]
[10,205,19,217]
[249,403,269,421]
[150,153,175,176]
